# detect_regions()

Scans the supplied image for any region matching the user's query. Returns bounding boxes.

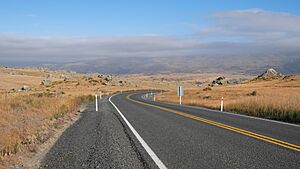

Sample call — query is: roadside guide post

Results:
[220,96,224,112]
[178,86,184,105]
[95,94,98,112]
[95,89,101,112]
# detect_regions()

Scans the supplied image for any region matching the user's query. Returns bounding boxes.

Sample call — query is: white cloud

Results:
[0,34,207,61]
[1,9,300,63]
[200,9,300,45]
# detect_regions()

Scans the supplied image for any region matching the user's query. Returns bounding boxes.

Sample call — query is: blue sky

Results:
[0,0,299,36]
[0,1,300,62]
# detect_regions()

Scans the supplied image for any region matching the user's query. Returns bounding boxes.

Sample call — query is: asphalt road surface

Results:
[41,92,300,169]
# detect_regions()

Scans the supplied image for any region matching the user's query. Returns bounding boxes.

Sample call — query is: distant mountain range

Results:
[44,54,300,75]
[1,54,299,75]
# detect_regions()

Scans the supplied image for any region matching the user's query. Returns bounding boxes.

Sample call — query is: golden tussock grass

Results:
[0,92,93,158]
[1,67,299,167]
[226,95,300,122]
[0,67,158,163]
[157,76,300,123]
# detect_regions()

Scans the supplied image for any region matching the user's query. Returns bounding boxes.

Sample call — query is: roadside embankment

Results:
[0,92,93,168]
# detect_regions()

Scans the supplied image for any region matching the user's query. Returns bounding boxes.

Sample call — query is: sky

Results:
[0,0,300,62]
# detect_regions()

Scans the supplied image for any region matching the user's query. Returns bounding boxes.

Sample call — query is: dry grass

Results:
[226,95,300,122]
[0,67,172,165]
[157,76,300,123]
[0,67,114,165]
[1,66,298,167]
[0,92,93,158]
[0,73,59,90]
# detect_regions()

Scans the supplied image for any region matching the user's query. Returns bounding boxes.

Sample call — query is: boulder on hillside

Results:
[283,75,294,80]
[41,79,52,86]
[118,80,127,86]
[64,77,70,81]
[83,76,93,81]
[97,74,105,78]
[104,75,113,82]
[22,85,31,90]
[46,74,53,78]
[195,80,203,86]
[216,76,226,81]
[12,85,32,92]
[60,74,66,79]
[209,76,244,86]
[210,76,226,86]
[256,68,283,80]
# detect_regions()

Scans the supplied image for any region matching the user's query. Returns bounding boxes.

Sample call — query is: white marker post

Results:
[220,97,224,112]
[99,91,102,100]
[95,94,98,111]
[178,86,184,105]
[153,94,156,101]
[180,96,182,105]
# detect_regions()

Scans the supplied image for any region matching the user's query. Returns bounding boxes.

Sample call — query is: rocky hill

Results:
[256,68,283,80]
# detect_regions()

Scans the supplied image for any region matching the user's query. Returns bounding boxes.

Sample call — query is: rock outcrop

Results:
[41,79,52,86]
[11,85,32,92]
[208,76,244,86]
[209,76,226,86]
[256,68,283,80]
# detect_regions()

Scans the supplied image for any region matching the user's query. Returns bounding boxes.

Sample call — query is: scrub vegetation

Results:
[0,93,93,158]
[0,66,299,168]
[0,67,156,167]
[157,76,300,123]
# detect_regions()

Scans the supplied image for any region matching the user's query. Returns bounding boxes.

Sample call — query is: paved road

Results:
[41,96,157,169]
[41,92,300,169]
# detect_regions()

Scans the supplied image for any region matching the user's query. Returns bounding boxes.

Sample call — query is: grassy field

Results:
[0,68,120,165]
[0,67,174,165]
[157,76,300,123]
[1,66,299,167]
[0,93,93,157]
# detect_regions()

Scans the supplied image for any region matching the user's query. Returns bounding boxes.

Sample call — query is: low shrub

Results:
[247,90,257,96]
[203,86,212,91]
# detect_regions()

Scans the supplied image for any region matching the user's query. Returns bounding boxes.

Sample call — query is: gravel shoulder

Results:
[40,96,157,169]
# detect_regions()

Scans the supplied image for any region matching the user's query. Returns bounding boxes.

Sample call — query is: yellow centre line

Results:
[126,94,300,153]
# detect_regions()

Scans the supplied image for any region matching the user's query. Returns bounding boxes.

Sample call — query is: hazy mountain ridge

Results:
[45,54,300,75]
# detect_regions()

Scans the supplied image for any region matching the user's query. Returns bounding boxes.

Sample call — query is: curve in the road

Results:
[109,95,167,169]
[127,93,300,153]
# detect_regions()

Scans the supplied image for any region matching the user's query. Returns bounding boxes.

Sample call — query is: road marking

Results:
[127,94,300,153]
[109,95,168,169]
[150,97,300,128]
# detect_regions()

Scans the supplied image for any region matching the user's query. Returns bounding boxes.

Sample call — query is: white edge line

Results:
[141,94,300,128]
[109,94,168,169]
